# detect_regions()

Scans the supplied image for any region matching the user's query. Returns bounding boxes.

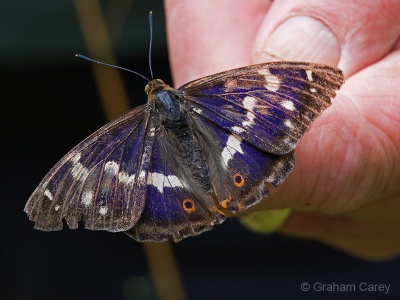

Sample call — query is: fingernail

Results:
[254,16,340,65]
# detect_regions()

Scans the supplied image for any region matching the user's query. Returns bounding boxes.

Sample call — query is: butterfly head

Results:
[144,79,167,95]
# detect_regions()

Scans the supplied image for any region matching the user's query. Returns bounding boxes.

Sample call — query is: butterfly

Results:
[24,61,344,242]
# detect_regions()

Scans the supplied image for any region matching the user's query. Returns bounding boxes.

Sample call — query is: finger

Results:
[279,209,400,261]
[251,0,400,76]
[164,0,271,86]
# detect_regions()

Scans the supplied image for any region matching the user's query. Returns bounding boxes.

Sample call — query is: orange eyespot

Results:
[182,198,196,213]
[233,173,245,188]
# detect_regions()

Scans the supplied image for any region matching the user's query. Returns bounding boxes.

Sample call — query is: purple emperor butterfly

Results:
[25,60,344,242]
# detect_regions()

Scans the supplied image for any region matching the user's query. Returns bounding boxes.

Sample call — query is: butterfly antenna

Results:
[148,11,154,79]
[75,54,150,82]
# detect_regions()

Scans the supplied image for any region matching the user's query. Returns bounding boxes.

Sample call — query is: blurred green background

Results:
[2,1,400,300]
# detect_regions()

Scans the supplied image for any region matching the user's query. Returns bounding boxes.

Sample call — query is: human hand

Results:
[164,0,400,261]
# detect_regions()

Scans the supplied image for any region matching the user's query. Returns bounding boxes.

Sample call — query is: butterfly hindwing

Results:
[180,61,344,154]
[24,106,153,232]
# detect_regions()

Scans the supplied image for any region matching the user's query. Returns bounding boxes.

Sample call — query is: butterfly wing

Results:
[178,62,344,212]
[188,113,295,214]
[24,105,154,232]
[179,61,344,154]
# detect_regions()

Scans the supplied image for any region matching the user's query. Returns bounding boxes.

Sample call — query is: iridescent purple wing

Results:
[179,61,344,154]
[24,106,153,232]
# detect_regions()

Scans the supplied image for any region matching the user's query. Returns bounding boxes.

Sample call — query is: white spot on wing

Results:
[71,152,81,164]
[306,70,313,81]
[71,162,89,182]
[147,172,163,192]
[242,96,257,127]
[167,175,183,188]
[44,189,53,201]
[99,206,108,215]
[149,126,156,137]
[281,100,296,111]
[284,119,295,129]
[258,69,280,92]
[138,170,146,180]
[243,96,256,111]
[54,205,60,211]
[81,190,94,207]
[222,134,243,167]
[136,170,147,185]
[193,107,203,114]
[310,87,317,93]
[231,126,244,133]
[118,172,135,185]
[147,172,184,193]
[242,111,256,127]
[104,161,119,175]
[282,136,296,150]
[104,161,135,185]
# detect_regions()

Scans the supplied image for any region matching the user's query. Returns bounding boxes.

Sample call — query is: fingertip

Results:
[252,1,400,76]
[253,15,340,67]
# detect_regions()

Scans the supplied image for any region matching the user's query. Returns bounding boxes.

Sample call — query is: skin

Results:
[165,0,400,261]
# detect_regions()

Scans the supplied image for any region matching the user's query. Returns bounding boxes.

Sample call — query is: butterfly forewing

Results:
[180,62,344,154]
[25,106,152,232]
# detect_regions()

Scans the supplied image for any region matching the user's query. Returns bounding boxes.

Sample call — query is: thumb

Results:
[251,0,400,76]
